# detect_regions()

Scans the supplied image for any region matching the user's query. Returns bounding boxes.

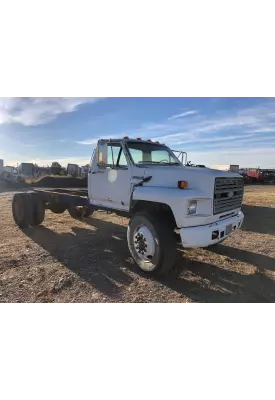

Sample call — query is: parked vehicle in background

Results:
[211,164,240,173]
[81,165,89,176]
[238,168,249,184]
[239,168,248,176]
[261,169,275,184]
[12,137,245,275]
[18,163,35,178]
[0,162,17,177]
[247,168,262,183]
[247,168,275,184]
[4,166,17,175]
[67,163,79,177]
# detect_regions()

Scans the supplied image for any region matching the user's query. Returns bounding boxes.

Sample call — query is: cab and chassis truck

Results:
[12,138,245,274]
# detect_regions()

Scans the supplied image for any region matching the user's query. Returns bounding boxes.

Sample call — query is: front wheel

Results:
[127,212,177,275]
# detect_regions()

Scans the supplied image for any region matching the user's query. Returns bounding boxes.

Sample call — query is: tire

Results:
[48,203,67,214]
[68,206,94,220]
[12,193,27,228]
[12,193,34,228]
[31,194,45,226]
[127,211,177,275]
[207,237,227,248]
[83,207,94,218]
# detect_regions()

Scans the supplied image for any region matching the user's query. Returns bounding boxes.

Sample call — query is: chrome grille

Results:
[214,177,244,215]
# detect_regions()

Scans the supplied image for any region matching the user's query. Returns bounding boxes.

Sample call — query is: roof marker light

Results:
[123,136,129,139]
[136,138,142,140]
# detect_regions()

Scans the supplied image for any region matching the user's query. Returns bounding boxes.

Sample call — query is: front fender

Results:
[132,186,210,228]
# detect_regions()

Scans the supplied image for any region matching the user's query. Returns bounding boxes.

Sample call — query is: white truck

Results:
[12,138,244,274]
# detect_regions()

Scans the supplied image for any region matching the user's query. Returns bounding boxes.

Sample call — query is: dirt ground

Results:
[1,185,275,303]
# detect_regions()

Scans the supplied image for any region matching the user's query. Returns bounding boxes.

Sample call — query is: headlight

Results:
[188,200,197,215]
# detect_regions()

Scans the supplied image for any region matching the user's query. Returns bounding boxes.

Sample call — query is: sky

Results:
[0,97,275,168]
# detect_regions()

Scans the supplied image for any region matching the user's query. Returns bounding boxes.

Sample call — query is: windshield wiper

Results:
[138,161,161,164]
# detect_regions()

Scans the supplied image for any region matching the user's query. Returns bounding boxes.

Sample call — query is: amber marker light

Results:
[178,181,188,189]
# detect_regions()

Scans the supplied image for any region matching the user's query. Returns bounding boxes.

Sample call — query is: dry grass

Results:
[0,185,275,303]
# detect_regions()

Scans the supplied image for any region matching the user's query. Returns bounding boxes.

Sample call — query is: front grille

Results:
[213,177,244,215]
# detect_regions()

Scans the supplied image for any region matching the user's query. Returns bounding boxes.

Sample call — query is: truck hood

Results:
[139,165,242,192]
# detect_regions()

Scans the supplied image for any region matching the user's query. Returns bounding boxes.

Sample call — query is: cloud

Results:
[246,127,275,133]
[0,97,102,126]
[189,147,275,169]
[126,101,275,150]
[76,138,102,145]
[168,110,197,120]
[68,99,275,169]
[77,102,275,153]
[76,133,123,145]
[153,132,261,147]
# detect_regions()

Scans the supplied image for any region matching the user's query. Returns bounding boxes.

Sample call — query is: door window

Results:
[107,144,128,167]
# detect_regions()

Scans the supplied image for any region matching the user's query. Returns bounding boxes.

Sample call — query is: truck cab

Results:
[88,138,244,273]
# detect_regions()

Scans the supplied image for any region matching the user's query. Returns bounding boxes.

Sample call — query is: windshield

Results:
[126,141,181,166]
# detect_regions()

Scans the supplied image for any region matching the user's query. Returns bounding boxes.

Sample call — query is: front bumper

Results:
[179,211,244,248]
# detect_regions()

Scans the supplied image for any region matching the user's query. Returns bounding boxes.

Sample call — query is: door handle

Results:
[92,170,105,174]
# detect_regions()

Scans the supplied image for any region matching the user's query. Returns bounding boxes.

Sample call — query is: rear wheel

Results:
[12,193,35,228]
[68,206,94,220]
[48,203,67,214]
[30,194,45,226]
[127,212,177,275]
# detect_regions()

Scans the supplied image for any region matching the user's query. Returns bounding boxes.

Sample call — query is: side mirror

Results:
[97,142,108,166]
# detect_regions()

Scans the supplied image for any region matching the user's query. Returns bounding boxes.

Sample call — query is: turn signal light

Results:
[178,181,188,189]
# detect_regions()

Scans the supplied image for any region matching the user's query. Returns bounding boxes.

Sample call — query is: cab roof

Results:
[98,138,166,145]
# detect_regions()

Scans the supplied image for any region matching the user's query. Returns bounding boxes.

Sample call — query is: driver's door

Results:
[90,142,131,211]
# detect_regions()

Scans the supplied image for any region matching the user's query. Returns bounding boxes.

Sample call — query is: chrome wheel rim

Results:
[133,225,155,268]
